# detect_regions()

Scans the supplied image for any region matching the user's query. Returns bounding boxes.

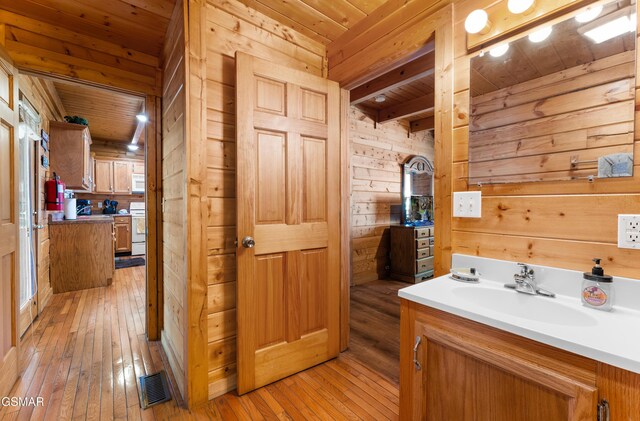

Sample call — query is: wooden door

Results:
[94,159,113,193]
[114,220,131,253]
[236,52,341,394]
[113,161,132,194]
[0,46,20,398]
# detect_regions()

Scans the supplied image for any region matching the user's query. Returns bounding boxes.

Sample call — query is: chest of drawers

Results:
[390,225,434,283]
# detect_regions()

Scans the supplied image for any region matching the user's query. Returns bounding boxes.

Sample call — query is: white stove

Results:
[130,202,146,256]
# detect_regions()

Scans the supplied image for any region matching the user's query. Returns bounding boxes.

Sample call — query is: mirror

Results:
[469,0,636,185]
[401,156,434,225]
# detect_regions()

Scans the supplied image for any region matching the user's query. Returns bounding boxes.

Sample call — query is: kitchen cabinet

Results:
[49,121,92,190]
[94,159,136,194]
[114,215,132,253]
[399,300,640,420]
[133,162,145,175]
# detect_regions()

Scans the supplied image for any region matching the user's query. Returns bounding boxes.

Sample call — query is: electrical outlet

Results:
[618,214,640,249]
[453,191,482,218]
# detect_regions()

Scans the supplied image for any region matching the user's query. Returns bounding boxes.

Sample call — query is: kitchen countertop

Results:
[49,214,114,225]
[399,254,640,375]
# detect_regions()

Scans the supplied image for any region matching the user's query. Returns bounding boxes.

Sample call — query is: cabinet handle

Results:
[597,400,609,421]
[413,336,422,370]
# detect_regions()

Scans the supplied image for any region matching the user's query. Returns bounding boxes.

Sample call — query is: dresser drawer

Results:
[415,227,432,238]
[416,247,430,259]
[416,238,429,249]
[416,256,434,273]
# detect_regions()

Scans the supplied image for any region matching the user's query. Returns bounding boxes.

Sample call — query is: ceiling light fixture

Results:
[489,43,510,57]
[136,113,148,123]
[583,14,635,43]
[528,26,553,42]
[575,5,603,23]
[465,9,491,34]
[128,144,139,151]
[374,94,386,103]
[508,0,535,15]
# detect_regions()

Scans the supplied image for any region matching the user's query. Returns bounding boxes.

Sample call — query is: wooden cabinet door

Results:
[82,130,91,190]
[113,161,132,194]
[236,52,341,394]
[415,322,598,421]
[0,45,19,398]
[114,222,131,253]
[94,160,113,193]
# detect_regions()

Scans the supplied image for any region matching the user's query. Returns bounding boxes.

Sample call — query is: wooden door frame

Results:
[329,3,454,351]
[14,70,163,341]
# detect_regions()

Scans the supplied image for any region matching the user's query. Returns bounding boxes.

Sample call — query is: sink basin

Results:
[453,286,598,327]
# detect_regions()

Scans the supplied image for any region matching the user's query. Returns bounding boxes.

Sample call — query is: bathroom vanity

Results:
[399,255,640,420]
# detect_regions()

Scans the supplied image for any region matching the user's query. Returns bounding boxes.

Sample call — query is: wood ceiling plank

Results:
[298,0,366,29]
[350,51,435,105]
[344,0,388,14]
[377,93,434,123]
[117,0,175,20]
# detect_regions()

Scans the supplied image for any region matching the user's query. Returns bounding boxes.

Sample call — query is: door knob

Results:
[241,236,255,248]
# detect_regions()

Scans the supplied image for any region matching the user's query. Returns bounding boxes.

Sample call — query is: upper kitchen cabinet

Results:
[49,121,92,190]
[94,159,113,194]
[94,159,136,194]
[113,161,133,194]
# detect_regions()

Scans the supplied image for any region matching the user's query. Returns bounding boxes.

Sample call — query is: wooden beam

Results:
[378,93,434,123]
[350,50,435,105]
[411,116,435,133]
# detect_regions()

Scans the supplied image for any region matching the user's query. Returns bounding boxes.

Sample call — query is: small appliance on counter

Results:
[103,199,119,215]
[76,199,92,216]
[45,172,65,211]
[63,190,77,220]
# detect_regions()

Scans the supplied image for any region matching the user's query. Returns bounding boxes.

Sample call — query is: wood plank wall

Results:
[350,107,433,285]
[451,0,640,279]
[203,0,327,399]
[17,75,65,316]
[0,10,161,96]
[469,51,635,183]
[161,0,187,399]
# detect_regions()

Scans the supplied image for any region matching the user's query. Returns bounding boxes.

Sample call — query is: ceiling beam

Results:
[131,118,146,144]
[350,50,435,105]
[410,116,435,133]
[378,93,434,123]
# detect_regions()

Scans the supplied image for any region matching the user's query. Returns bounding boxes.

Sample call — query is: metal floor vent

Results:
[139,370,172,409]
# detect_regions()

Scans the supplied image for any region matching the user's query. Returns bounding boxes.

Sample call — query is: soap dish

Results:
[450,268,480,283]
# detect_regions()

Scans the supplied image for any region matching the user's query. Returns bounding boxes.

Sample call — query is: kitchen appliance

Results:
[130,202,146,256]
[64,197,77,220]
[45,172,65,211]
[131,173,145,193]
[76,199,92,216]
[103,199,119,214]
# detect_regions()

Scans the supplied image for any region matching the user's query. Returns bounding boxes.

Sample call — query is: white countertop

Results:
[399,254,640,374]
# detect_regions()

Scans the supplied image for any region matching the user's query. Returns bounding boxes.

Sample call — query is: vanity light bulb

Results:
[508,0,535,15]
[528,26,552,43]
[465,9,490,34]
[575,5,603,23]
[489,43,509,57]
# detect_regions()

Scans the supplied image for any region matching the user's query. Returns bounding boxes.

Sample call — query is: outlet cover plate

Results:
[618,214,640,249]
[453,191,482,218]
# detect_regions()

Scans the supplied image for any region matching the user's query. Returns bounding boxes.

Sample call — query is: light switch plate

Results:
[453,191,482,218]
[618,214,640,249]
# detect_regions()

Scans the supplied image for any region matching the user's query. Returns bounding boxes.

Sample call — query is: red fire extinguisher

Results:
[45,172,65,211]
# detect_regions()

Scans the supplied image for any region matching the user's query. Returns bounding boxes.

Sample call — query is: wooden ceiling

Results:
[53,81,145,144]
[471,0,635,97]
[235,0,387,44]
[0,0,176,57]
[349,50,435,131]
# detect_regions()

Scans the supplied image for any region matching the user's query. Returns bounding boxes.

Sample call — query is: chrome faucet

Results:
[505,263,556,298]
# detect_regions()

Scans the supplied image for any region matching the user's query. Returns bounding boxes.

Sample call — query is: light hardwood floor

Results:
[349,279,406,385]
[0,266,399,420]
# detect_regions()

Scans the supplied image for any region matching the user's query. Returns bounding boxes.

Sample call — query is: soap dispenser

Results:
[581,258,614,311]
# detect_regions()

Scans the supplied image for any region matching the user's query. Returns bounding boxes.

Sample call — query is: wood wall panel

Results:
[204,0,327,398]
[349,107,433,285]
[161,0,186,399]
[0,10,161,95]
[450,0,640,279]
